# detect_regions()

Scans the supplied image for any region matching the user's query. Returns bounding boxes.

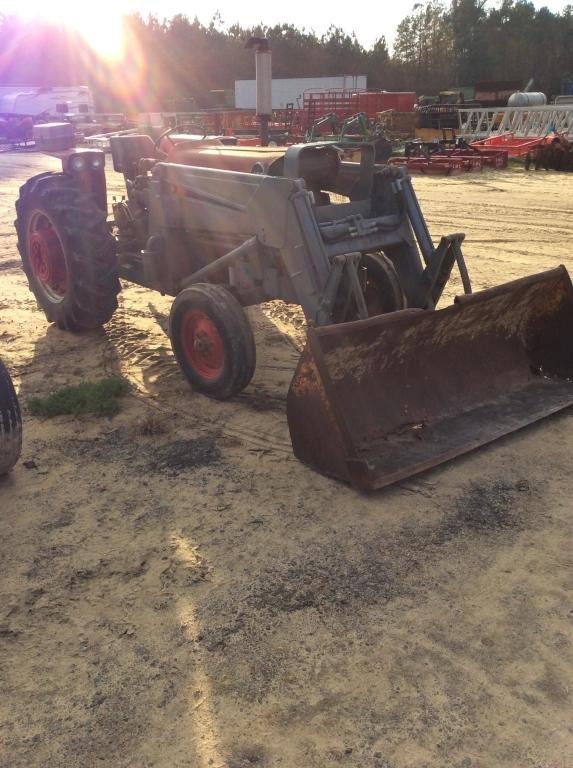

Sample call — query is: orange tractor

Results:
[13,126,573,489]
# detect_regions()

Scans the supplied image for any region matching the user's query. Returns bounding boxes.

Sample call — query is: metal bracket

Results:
[316,252,368,324]
[316,255,345,325]
[345,253,369,319]
[421,233,467,308]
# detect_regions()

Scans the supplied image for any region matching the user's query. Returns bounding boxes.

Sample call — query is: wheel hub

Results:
[182,310,224,380]
[28,221,67,298]
[193,333,212,354]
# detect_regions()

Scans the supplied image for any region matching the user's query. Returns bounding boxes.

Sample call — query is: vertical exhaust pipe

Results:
[246,37,272,146]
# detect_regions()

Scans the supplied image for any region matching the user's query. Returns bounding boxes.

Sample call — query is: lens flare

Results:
[1,5,161,113]
[9,3,126,61]
[70,12,125,61]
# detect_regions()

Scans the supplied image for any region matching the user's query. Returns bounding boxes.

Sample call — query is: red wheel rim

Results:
[28,213,67,300]
[181,309,224,380]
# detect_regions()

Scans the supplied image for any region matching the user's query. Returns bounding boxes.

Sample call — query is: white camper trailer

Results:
[0,86,95,118]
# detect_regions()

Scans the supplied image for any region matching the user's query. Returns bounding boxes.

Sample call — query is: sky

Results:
[3,0,573,50]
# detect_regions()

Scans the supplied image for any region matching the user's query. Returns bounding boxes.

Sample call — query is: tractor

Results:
[13,125,573,489]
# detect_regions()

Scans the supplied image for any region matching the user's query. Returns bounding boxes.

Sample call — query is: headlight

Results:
[70,154,86,172]
[90,155,104,169]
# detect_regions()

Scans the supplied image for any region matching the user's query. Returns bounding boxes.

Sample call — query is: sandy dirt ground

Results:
[0,152,572,768]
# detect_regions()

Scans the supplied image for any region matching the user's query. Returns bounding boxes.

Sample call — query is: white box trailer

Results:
[234,75,367,110]
[0,85,95,118]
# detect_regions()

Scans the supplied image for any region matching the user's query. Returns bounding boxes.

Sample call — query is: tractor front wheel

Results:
[15,173,120,331]
[0,359,22,475]
[169,284,256,400]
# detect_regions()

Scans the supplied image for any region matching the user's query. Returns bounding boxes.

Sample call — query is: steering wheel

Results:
[154,123,209,154]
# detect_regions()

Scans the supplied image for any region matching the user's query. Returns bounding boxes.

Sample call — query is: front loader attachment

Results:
[287,267,573,490]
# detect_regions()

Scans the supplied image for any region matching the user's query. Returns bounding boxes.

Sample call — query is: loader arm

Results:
[144,145,470,318]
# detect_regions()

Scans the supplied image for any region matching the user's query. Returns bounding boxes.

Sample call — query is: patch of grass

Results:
[28,376,131,418]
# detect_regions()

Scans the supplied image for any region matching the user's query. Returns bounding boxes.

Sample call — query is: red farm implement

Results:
[469,146,509,168]
[470,131,556,158]
[389,137,508,175]
[389,156,468,175]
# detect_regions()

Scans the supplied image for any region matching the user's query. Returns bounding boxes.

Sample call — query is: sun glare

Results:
[68,11,125,61]
[17,3,126,61]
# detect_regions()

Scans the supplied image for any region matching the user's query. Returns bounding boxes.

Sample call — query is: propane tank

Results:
[508,91,547,107]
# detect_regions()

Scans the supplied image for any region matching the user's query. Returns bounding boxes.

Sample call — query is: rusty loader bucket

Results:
[287,267,573,490]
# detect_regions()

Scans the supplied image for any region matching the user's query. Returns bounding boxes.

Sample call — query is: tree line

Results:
[0,1,572,112]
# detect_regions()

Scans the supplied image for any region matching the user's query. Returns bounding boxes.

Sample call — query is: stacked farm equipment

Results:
[305,111,377,143]
[376,110,417,140]
[304,112,392,162]
[14,125,573,489]
[302,89,416,131]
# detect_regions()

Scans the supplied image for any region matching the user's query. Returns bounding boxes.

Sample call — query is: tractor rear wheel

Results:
[361,252,406,316]
[0,359,22,476]
[15,172,119,331]
[169,284,256,400]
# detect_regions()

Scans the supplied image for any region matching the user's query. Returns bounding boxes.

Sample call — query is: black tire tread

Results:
[169,283,256,400]
[0,359,22,475]
[15,172,120,330]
